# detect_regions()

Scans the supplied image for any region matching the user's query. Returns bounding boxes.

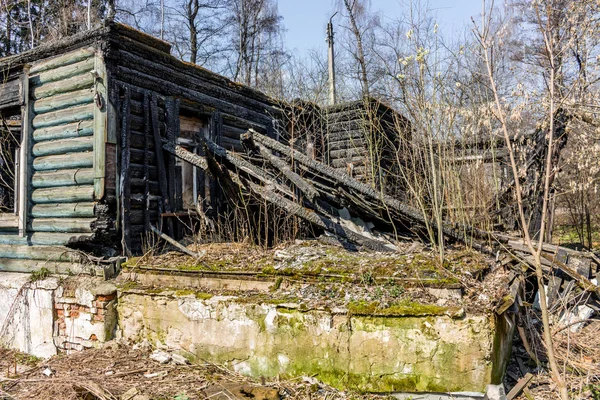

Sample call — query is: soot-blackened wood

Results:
[204,138,295,199]
[150,92,173,236]
[163,143,208,170]
[245,180,392,252]
[119,86,132,256]
[166,98,181,211]
[254,143,319,202]
[244,129,494,253]
[143,92,151,230]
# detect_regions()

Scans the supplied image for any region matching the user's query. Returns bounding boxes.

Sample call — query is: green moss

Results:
[348,299,450,317]
[173,289,214,300]
[117,280,139,292]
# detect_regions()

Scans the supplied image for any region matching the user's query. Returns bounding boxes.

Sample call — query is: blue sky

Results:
[278,0,483,58]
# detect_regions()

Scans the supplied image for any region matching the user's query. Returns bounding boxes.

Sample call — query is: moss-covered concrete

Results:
[117,290,511,393]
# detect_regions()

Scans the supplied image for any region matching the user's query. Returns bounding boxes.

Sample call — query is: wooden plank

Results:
[33,120,94,142]
[506,373,533,400]
[29,47,95,74]
[31,186,95,204]
[31,202,95,218]
[29,218,94,233]
[150,93,171,214]
[166,98,180,212]
[32,168,95,188]
[32,73,95,100]
[32,136,94,156]
[30,57,95,87]
[0,78,22,107]
[93,50,108,199]
[142,93,151,230]
[32,151,94,171]
[119,85,132,255]
[32,103,94,129]
[33,88,94,114]
[18,67,31,237]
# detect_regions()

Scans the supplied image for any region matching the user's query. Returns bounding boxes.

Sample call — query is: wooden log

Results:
[203,138,295,199]
[330,147,367,160]
[163,143,208,170]
[33,88,94,114]
[32,151,94,171]
[32,136,94,157]
[149,224,203,258]
[29,218,94,233]
[33,120,94,142]
[131,210,159,225]
[31,186,95,204]
[0,258,92,275]
[31,202,95,218]
[32,103,94,129]
[130,163,158,180]
[130,131,156,150]
[32,168,95,188]
[0,244,85,262]
[29,47,95,74]
[0,232,93,246]
[30,57,95,87]
[328,137,366,151]
[32,72,95,100]
[246,181,393,252]
[114,66,272,126]
[115,49,277,118]
[255,142,319,202]
[220,136,243,152]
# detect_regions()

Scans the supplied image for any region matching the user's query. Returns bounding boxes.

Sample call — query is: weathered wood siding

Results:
[28,47,105,237]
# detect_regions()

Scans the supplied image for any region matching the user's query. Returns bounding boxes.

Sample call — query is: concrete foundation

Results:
[117,288,514,393]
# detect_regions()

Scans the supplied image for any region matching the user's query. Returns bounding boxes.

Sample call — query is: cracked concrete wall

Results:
[118,290,509,393]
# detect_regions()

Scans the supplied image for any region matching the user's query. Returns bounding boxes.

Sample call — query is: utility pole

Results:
[326,12,337,106]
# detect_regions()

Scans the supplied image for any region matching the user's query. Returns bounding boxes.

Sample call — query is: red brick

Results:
[70,310,80,318]
[96,294,116,302]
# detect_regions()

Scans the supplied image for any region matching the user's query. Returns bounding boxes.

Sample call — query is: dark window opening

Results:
[0,107,21,214]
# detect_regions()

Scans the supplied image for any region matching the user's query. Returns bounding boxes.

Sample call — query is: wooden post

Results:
[143,92,151,230]
[18,68,31,237]
[119,86,131,256]
[150,93,173,236]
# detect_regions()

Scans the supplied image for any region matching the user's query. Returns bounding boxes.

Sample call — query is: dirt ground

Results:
[0,344,375,400]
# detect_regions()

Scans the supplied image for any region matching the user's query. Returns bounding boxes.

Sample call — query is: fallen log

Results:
[149,224,204,259]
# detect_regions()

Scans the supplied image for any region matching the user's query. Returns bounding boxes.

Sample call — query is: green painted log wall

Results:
[27,47,105,236]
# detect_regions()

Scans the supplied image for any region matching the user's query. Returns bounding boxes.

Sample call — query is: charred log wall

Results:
[324,99,411,196]
[104,24,282,253]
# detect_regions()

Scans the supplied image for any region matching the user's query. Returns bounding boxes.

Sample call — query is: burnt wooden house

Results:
[0,22,281,274]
